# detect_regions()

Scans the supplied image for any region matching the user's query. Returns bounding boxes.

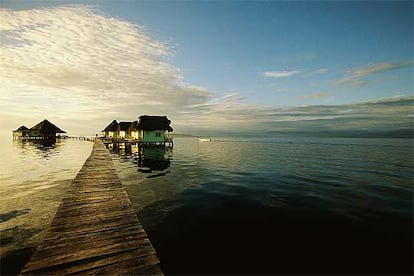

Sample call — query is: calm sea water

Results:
[1,135,412,274]
[0,134,92,275]
[112,137,413,275]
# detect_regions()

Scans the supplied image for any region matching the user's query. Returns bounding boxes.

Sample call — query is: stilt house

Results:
[118,122,132,139]
[102,120,119,139]
[12,126,30,138]
[102,115,173,143]
[136,115,173,143]
[29,120,66,139]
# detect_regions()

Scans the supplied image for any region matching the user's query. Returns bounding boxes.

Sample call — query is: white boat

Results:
[138,167,151,173]
[199,138,212,142]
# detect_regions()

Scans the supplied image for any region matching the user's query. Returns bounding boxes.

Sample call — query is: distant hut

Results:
[101,116,173,145]
[12,126,30,139]
[118,122,132,139]
[136,115,173,143]
[102,120,119,138]
[29,119,66,139]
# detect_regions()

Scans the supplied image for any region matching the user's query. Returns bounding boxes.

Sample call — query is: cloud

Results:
[257,96,414,133]
[308,68,328,76]
[0,5,221,133]
[176,95,413,134]
[314,68,328,74]
[0,6,412,136]
[335,61,413,87]
[334,77,369,87]
[302,68,328,77]
[263,70,300,78]
[264,68,326,79]
[350,62,412,77]
[295,92,332,99]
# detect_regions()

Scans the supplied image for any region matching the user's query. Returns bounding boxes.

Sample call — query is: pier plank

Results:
[21,140,162,275]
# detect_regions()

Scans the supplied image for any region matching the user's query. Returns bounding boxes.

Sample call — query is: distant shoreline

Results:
[171,130,414,139]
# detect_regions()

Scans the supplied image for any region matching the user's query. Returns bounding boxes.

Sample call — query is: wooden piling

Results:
[21,140,162,275]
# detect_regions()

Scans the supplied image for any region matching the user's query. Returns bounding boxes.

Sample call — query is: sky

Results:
[0,1,413,136]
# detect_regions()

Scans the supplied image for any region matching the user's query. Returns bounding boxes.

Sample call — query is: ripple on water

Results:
[0,136,93,274]
[113,137,413,274]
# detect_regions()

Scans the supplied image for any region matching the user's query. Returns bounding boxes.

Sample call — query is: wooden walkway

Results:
[21,140,162,275]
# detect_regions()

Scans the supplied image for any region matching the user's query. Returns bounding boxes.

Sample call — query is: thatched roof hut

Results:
[15,126,30,132]
[137,116,173,132]
[102,120,119,132]
[12,125,30,138]
[119,122,132,131]
[30,120,66,134]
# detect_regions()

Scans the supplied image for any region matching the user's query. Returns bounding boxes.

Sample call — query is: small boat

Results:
[199,138,212,142]
[138,167,152,173]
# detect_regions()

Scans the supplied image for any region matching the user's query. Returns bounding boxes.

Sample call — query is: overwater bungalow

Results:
[118,122,132,139]
[12,126,30,139]
[13,120,66,142]
[136,115,173,143]
[102,120,119,139]
[102,115,173,146]
[29,119,66,139]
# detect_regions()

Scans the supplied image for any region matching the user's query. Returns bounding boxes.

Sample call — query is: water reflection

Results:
[12,138,63,160]
[107,143,171,174]
[29,138,59,148]
[1,134,93,275]
[112,137,413,274]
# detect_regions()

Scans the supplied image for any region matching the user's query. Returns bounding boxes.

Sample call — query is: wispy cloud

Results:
[1,5,274,134]
[313,68,328,74]
[177,95,413,134]
[350,62,412,77]
[334,77,368,87]
[264,68,326,79]
[295,92,332,100]
[0,6,412,135]
[257,96,414,133]
[302,68,328,77]
[335,61,413,87]
[263,70,300,78]
[0,5,220,133]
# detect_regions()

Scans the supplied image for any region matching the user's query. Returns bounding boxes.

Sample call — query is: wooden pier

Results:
[21,140,162,275]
